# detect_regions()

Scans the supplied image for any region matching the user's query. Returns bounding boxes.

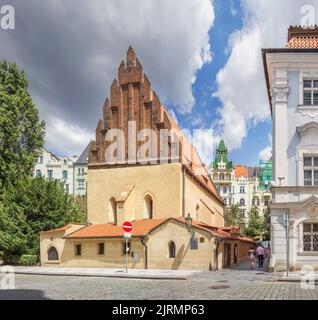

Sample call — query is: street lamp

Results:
[185,213,195,237]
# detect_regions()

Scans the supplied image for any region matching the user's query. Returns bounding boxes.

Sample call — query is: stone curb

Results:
[13,270,188,280]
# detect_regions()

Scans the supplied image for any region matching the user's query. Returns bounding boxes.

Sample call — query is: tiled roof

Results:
[235,165,248,178]
[47,218,254,243]
[76,143,90,164]
[65,219,168,239]
[286,26,318,48]
[40,224,72,234]
[287,36,318,48]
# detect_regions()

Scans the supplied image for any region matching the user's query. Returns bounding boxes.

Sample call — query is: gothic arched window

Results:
[168,241,176,258]
[144,194,154,219]
[48,247,59,261]
[108,197,117,225]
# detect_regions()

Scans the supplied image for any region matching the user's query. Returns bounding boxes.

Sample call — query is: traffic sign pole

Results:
[125,237,128,274]
[122,221,133,275]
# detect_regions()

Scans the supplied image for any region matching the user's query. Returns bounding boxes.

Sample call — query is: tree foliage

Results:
[244,207,264,238]
[0,60,45,193]
[224,204,245,229]
[0,177,86,256]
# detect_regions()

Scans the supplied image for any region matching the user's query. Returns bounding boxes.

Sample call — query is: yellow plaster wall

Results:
[87,163,183,224]
[147,219,216,270]
[184,173,224,227]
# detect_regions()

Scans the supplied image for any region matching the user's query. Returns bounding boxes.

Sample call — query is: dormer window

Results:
[303,79,318,105]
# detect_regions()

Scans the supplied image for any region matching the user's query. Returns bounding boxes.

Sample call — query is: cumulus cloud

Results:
[0,0,214,155]
[214,0,318,151]
[259,133,272,161]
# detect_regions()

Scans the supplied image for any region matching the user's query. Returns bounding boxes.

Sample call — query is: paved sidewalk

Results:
[10,266,201,280]
[279,271,318,282]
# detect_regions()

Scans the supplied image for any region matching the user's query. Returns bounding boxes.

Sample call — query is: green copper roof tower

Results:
[211,139,233,170]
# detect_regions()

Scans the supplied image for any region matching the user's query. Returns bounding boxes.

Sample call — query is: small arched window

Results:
[108,197,117,225]
[144,194,154,219]
[36,170,42,177]
[168,241,176,258]
[223,186,227,194]
[240,198,245,206]
[220,174,225,180]
[48,247,59,261]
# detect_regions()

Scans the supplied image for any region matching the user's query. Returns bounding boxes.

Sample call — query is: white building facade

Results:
[263,26,318,270]
[34,149,78,194]
[211,141,271,223]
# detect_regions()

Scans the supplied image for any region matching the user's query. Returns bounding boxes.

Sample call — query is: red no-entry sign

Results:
[122,221,133,233]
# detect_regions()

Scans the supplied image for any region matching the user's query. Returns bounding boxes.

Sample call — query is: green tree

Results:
[0,61,45,193]
[224,204,245,230]
[262,207,271,241]
[244,207,264,238]
[0,177,86,256]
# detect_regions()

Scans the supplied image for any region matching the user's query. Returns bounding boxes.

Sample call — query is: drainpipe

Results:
[141,236,148,269]
[182,166,185,218]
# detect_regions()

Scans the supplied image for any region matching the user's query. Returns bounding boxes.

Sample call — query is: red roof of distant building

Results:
[235,165,248,178]
[287,25,318,48]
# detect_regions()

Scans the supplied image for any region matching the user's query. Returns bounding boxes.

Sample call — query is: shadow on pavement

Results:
[0,289,50,300]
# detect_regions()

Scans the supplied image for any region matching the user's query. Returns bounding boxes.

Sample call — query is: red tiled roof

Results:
[235,165,248,178]
[65,219,167,239]
[40,224,72,234]
[287,37,318,48]
[55,217,254,243]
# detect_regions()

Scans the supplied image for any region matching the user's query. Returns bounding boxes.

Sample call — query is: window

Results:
[62,170,68,179]
[75,244,81,256]
[303,79,318,105]
[240,186,245,194]
[240,198,245,206]
[304,156,318,186]
[223,187,227,194]
[190,237,199,250]
[257,198,260,206]
[303,223,318,252]
[39,156,43,164]
[63,159,67,164]
[122,241,131,255]
[252,198,255,206]
[144,194,154,219]
[78,179,85,190]
[253,186,257,193]
[220,174,225,180]
[47,170,53,179]
[217,187,221,194]
[82,168,85,175]
[78,168,81,175]
[47,247,58,261]
[264,200,269,206]
[223,198,227,205]
[36,169,42,177]
[98,243,105,255]
[168,241,176,258]
[108,197,117,224]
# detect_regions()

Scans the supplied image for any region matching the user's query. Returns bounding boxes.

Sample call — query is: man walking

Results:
[256,245,265,268]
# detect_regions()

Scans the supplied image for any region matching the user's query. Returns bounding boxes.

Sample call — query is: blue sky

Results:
[2,0,307,166]
[171,0,272,167]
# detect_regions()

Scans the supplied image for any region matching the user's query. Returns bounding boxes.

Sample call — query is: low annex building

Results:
[40,47,253,270]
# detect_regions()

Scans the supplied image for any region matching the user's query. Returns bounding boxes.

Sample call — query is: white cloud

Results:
[45,116,93,156]
[259,133,272,161]
[214,0,318,151]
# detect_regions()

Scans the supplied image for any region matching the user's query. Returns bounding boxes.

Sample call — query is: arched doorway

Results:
[47,247,59,261]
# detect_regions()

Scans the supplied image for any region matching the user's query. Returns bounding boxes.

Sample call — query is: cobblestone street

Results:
[1,262,318,300]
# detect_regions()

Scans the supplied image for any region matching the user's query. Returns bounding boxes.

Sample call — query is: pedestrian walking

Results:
[256,245,265,268]
[248,248,255,270]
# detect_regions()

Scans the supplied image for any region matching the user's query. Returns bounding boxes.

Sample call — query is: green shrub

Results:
[3,254,21,265]
[19,254,38,266]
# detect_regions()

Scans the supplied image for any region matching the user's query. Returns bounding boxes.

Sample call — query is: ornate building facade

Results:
[263,26,318,270]
[210,140,272,223]
[40,47,253,270]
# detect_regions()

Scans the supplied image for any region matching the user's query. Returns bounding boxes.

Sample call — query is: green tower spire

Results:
[212,139,233,170]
